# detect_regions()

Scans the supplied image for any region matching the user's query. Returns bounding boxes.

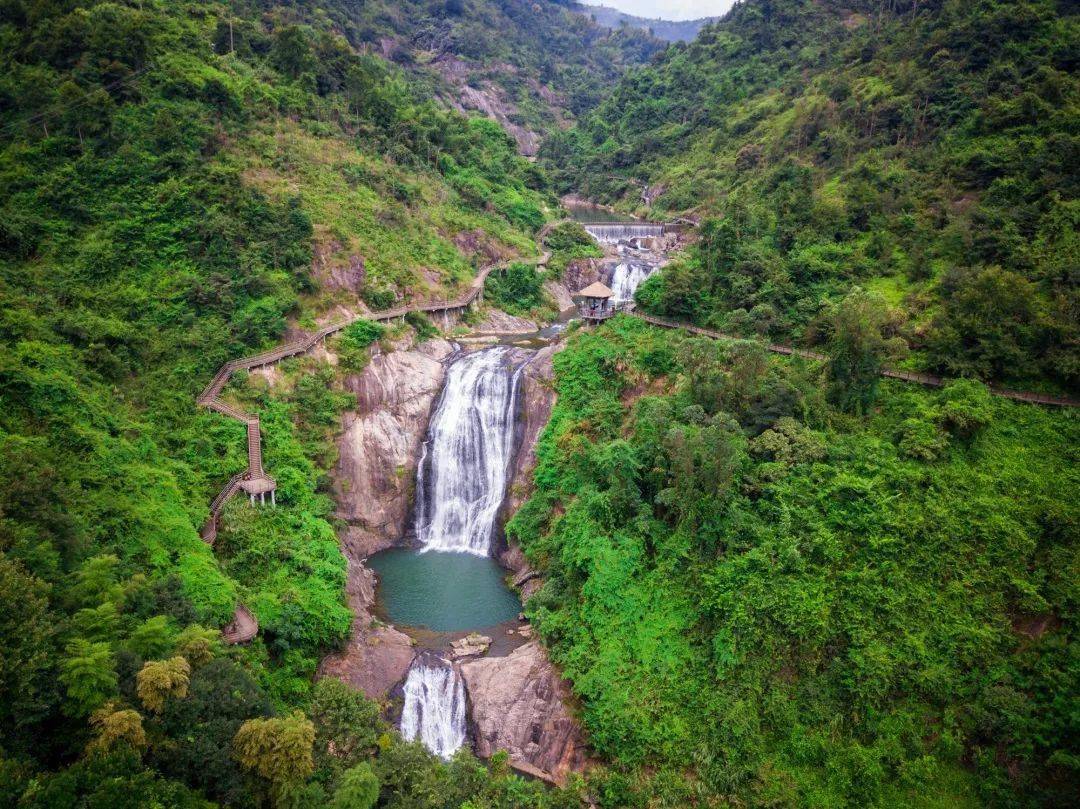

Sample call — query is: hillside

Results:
[542,0,1079,394]
[574,3,715,42]
[511,316,1080,807]
[280,0,667,154]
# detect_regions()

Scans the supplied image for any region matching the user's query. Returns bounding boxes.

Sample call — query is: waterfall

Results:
[583,223,664,244]
[610,260,656,306]
[400,657,466,759]
[415,346,528,556]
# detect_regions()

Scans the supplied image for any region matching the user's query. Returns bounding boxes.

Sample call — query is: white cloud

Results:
[579,0,736,22]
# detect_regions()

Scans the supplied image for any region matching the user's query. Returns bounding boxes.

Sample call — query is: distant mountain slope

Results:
[542,0,1079,394]
[574,3,716,41]
[574,3,717,40]
[276,0,667,153]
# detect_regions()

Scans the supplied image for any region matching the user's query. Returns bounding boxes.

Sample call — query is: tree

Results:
[939,378,994,439]
[272,25,315,81]
[136,657,191,714]
[821,288,907,413]
[928,266,1043,380]
[233,712,316,789]
[310,678,381,768]
[0,557,55,731]
[127,615,177,660]
[60,639,118,716]
[87,704,147,755]
[331,762,379,809]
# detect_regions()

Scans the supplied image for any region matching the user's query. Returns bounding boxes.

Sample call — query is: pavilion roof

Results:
[576,281,614,299]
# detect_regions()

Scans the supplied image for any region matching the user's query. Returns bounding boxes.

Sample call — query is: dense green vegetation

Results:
[544,0,1079,394]
[2,0,1076,806]
[510,317,1079,806]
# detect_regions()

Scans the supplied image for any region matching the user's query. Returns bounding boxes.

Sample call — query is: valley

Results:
[0,2,1076,808]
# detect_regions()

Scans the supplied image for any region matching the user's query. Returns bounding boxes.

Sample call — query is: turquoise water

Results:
[367,548,522,632]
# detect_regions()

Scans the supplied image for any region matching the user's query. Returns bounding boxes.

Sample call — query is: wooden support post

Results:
[271,490,276,507]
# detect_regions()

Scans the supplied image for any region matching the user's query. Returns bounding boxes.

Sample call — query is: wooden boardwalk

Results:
[197,256,545,643]
[632,313,1080,408]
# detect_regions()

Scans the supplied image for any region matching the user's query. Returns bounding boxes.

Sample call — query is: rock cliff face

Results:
[334,339,455,559]
[460,642,588,784]
[320,339,455,699]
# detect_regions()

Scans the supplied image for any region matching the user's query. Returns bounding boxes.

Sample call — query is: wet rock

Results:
[460,642,588,785]
[450,633,492,659]
[508,342,561,515]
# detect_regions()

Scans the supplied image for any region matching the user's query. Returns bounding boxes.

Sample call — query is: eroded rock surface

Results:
[461,641,588,784]
[335,339,455,558]
[475,309,538,334]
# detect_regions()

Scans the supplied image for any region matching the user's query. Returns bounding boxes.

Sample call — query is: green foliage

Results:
[233,711,316,787]
[485,261,547,316]
[59,639,118,718]
[331,762,380,809]
[818,287,908,412]
[405,310,440,341]
[509,320,1080,806]
[337,319,386,372]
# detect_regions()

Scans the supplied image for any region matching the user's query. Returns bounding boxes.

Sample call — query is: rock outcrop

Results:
[509,342,561,514]
[544,280,575,311]
[562,257,602,294]
[475,309,538,334]
[321,339,455,699]
[335,339,455,558]
[318,562,414,700]
[461,642,588,785]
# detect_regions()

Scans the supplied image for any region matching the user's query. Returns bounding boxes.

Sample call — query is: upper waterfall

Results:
[400,656,466,759]
[583,222,664,244]
[415,346,529,556]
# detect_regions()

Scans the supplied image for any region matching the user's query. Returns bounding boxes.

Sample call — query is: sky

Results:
[579,0,736,22]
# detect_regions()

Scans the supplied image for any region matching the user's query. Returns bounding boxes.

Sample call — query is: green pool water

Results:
[367,548,522,632]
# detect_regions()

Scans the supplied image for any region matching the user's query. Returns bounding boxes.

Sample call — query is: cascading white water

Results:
[610,260,656,306]
[583,223,664,244]
[415,346,528,556]
[400,658,466,759]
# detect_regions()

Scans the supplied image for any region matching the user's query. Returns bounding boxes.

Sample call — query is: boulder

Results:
[475,309,538,334]
[460,642,588,784]
[544,280,575,312]
[450,633,492,659]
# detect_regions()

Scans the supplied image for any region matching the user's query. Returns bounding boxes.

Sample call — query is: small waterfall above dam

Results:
[610,260,656,306]
[400,656,466,759]
[415,346,529,556]
[583,222,664,244]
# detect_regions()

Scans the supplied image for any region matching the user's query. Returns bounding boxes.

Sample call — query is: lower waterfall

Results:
[400,657,466,759]
[415,346,528,556]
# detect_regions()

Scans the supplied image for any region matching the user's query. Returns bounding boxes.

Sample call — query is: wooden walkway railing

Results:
[197,255,546,643]
[632,313,1080,408]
